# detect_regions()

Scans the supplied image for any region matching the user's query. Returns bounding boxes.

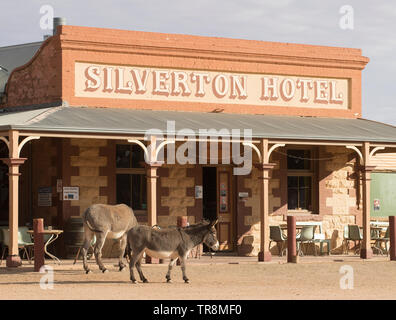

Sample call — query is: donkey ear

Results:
[210,219,219,226]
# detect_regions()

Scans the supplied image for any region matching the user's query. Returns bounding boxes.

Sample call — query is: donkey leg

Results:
[118,234,127,271]
[180,255,190,283]
[129,250,142,284]
[94,231,108,273]
[165,258,177,283]
[82,229,94,274]
[135,256,148,283]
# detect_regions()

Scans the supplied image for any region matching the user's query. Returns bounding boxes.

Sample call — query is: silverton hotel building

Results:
[1,19,396,267]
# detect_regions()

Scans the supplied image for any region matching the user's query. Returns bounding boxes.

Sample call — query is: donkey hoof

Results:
[166,279,172,283]
[102,268,108,273]
[184,279,190,284]
[119,266,126,272]
[85,270,92,274]
[143,279,149,283]
[131,280,137,284]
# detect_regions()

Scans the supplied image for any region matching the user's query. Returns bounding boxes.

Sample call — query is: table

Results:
[28,230,63,264]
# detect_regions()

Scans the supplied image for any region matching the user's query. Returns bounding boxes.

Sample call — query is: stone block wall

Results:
[30,137,59,226]
[69,138,109,215]
[68,138,117,257]
[159,164,196,226]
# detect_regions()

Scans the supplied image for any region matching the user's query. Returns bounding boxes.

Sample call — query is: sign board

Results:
[238,192,249,198]
[38,187,52,207]
[75,62,349,110]
[63,187,79,201]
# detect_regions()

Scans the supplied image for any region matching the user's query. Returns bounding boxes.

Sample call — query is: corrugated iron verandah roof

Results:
[0,105,396,144]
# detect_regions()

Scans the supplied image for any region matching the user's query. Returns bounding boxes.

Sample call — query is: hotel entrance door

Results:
[202,166,234,251]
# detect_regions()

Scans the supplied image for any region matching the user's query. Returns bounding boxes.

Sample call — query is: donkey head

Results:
[203,219,219,251]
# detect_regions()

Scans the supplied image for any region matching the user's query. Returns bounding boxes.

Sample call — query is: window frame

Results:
[115,144,147,216]
[286,147,318,214]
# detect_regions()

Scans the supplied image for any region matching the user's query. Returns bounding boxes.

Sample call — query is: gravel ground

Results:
[0,257,395,300]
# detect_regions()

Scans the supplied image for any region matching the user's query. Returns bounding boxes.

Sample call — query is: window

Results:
[287,149,314,212]
[116,144,147,213]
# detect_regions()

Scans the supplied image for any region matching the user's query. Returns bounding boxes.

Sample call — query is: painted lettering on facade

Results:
[75,62,349,109]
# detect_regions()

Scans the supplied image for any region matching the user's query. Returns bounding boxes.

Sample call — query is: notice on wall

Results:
[373,199,380,211]
[195,185,203,199]
[38,187,52,207]
[63,187,79,201]
[56,179,63,193]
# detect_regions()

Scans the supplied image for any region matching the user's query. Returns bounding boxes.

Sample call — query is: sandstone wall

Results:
[68,138,115,257]
[159,164,196,226]
[30,138,59,226]
[69,139,109,214]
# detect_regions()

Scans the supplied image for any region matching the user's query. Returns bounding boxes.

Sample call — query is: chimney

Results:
[53,17,66,35]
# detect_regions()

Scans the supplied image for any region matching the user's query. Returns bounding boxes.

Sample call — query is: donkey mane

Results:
[180,220,211,230]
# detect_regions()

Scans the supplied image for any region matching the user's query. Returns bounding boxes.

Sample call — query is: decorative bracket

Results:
[127,139,149,162]
[242,142,262,163]
[17,136,40,157]
[266,143,286,162]
[0,136,9,149]
[369,146,385,158]
[346,145,363,165]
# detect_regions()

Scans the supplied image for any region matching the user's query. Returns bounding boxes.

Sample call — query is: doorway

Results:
[202,166,235,251]
[202,167,217,222]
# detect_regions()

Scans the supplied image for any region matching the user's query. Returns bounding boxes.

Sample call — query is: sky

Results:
[0,0,395,125]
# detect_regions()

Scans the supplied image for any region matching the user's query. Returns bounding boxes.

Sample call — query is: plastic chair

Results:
[18,226,34,262]
[342,225,350,254]
[0,228,34,265]
[269,225,287,256]
[296,225,316,256]
[348,225,363,255]
[373,227,390,256]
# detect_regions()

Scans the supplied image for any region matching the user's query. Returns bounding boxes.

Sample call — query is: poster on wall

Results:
[195,185,203,199]
[38,187,52,207]
[63,187,79,200]
[373,199,380,211]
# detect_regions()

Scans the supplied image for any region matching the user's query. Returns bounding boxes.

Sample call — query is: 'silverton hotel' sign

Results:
[75,62,349,109]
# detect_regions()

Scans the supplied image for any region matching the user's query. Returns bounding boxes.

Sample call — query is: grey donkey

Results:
[81,204,138,274]
[126,219,219,283]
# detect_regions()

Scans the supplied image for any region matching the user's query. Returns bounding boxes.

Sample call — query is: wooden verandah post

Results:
[145,135,162,263]
[255,139,276,262]
[0,130,26,267]
[360,142,375,259]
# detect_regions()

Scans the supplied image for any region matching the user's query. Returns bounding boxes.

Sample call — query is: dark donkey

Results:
[127,219,219,283]
[82,204,138,274]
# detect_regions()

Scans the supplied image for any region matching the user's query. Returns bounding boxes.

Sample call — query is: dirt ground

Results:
[0,256,395,300]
